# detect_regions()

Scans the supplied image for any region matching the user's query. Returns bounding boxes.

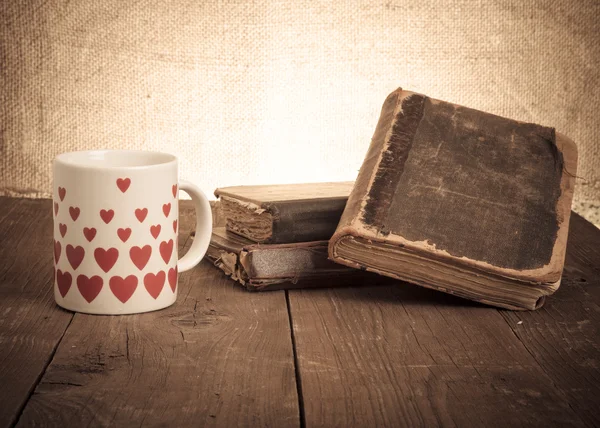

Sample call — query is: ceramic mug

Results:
[52,150,212,315]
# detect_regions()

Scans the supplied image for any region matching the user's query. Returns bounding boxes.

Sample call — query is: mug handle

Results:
[177,179,213,272]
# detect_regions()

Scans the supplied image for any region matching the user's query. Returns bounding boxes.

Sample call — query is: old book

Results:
[214,182,354,244]
[329,88,578,310]
[207,227,382,290]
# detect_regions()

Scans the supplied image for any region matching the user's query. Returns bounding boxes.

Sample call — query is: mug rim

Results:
[54,149,177,171]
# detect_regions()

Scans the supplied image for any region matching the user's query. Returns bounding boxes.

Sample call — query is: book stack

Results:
[208,182,384,291]
[209,87,577,310]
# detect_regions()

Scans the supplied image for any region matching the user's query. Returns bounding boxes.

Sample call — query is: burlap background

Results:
[1,1,599,223]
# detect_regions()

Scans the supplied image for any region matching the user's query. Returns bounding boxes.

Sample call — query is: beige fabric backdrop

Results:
[1,0,599,222]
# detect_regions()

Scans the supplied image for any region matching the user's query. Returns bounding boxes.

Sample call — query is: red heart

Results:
[173,220,178,233]
[54,240,61,263]
[116,178,131,193]
[144,271,165,299]
[100,209,114,224]
[69,206,80,221]
[117,228,132,242]
[83,227,97,242]
[94,247,119,273]
[168,267,178,292]
[58,187,66,201]
[150,224,161,239]
[159,240,174,264]
[77,275,103,303]
[59,223,67,238]
[162,203,171,217]
[66,245,85,270]
[109,275,138,303]
[130,245,152,270]
[135,208,148,223]
[56,269,72,297]
[172,184,178,198]
[54,202,59,216]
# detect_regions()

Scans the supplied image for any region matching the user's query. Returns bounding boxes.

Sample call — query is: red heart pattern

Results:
[130,245,152,270]
[83,227,97,242]
[116,178,131,193]
[150,224,161,239]
[69,206,80,221]
[100,209,114,224]
[55,182,183,305]
[54,240,61,263]
[77,275,103,303]
[159,240,174,264]
[118,228,132,242]
[66,245,85,270]
[135,208,148,223]
[56,269,72,297]
[168,267,177,292]
[94,247,119,273]
[144,271,165,299]
[109,275,138,303]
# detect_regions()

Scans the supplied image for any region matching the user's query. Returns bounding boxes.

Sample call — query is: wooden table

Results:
[1,196,599,427]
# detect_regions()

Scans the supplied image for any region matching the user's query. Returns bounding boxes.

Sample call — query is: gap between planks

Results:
[286,290,306,428]
[14,200,301,427]
[12,315,75,427]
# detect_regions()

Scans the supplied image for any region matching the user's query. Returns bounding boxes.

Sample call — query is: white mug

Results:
[52,150,212,315]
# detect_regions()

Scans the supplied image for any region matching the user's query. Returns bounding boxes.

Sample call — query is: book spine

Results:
[332,89,404,238]
[330,88,428,260]
[361,92,426,232]
[242,244,385,290]
[206,244,249,285]
[266,198,348,244]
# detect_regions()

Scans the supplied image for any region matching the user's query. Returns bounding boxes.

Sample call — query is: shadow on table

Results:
[294,279,489,310]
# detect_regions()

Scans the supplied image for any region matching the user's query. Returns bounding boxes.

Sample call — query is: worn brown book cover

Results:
[207,227,382,291]
[329,88,578,310]
[214,182,354,244]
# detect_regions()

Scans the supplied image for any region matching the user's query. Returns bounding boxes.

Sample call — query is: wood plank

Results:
[563,212,600,283]
[0,197,74,428]
[288,212,600,428]
[499,279,599,427]
[499,213,600,427]
[288,284,589,427]
[17,201,300,427]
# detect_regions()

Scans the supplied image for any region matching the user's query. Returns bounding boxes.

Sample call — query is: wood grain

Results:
[288,212,599,427]
[563,212,600,283]
[0,198,74,428]
[289,284,596,427]
[288,283,588,427]
[16,201,300,427]
[2,196,599,428]
[499,213,600,427]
